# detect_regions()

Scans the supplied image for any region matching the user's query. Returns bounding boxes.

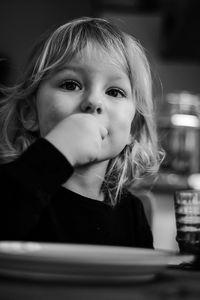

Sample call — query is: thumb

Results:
[100,126,108,140]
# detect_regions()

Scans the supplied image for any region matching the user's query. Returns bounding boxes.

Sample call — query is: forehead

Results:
[42,40,132,84]
[72,42,129,75]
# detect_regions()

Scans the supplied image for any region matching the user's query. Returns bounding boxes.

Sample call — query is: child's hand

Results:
[45,114,108,167]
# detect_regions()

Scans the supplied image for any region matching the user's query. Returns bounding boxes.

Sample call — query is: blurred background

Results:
[1,0,200,251]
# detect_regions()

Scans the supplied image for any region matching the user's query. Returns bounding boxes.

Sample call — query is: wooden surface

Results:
[0,267,200,300]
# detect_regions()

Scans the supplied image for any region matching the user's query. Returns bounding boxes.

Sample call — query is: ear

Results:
[22,98,39,132]
[23,118,39,132]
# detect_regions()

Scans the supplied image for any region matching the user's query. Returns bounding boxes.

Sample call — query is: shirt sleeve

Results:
[0,138,73,240]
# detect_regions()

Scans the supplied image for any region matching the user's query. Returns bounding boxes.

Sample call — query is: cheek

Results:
[117,106,135,144]
[110,109,135,143]
[37,102,64,136]
[118,105,135,131]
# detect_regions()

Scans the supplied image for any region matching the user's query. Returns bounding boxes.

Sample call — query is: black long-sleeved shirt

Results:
[0,139,153,248]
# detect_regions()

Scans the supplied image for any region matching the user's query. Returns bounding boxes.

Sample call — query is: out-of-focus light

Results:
[188,173,200,189]
[171,114,199,128]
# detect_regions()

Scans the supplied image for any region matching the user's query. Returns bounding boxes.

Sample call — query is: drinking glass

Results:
[174,190,200,254]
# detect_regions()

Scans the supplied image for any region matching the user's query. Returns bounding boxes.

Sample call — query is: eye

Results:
[59,80,81,91]
[106,88,126,98]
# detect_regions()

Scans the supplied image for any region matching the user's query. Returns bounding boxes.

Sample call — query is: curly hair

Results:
[0,17,163,205]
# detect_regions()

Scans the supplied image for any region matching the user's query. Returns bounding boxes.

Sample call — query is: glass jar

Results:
[158,92,200,175]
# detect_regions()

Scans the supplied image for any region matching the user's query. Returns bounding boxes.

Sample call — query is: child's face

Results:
[36,47,136,162]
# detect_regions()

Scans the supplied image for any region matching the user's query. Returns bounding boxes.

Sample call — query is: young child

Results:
[0,17,162,247]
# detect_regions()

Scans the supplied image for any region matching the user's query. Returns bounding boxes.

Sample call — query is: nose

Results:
[80,93,103,115]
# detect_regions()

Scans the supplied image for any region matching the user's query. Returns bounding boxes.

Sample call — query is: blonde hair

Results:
[0,17,163,205]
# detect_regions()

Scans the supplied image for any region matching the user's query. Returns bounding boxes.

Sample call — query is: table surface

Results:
[0,267,200,300]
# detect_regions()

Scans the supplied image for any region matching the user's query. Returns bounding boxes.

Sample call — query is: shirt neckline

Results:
[59,185,112,209]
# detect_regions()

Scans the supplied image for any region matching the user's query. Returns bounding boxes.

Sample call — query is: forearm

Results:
[0,138,73,239]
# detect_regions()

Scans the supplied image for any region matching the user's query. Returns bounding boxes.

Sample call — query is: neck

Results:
[62,161,108,201]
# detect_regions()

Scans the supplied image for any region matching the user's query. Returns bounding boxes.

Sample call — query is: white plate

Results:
[0,242,172,283]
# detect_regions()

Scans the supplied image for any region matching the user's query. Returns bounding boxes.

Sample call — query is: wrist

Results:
[44,135,76,167]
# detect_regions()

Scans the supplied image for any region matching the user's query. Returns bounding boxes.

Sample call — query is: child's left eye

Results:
[106,88,126,98]
[59,80,81,91]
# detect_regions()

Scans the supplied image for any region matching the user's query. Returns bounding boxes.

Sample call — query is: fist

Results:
[45,114,108,167]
